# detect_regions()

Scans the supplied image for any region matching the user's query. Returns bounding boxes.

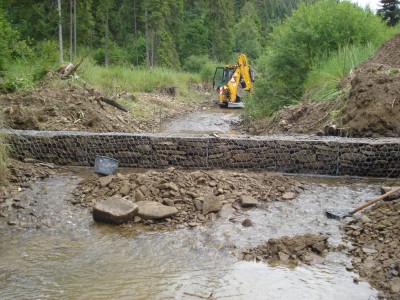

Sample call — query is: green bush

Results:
[248,0,392,117]
[182,55,219,82]
[92,42,129,66]
[183,55,210,73]
[304,43,377,102]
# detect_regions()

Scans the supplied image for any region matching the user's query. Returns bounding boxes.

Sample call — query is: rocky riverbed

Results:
[71,168,302,229]
[343,198,400,299]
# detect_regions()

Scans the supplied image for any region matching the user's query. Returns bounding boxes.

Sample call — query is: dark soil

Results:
[248,34,400,138]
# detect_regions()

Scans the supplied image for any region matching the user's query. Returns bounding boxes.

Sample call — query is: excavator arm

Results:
[213,53,255,108]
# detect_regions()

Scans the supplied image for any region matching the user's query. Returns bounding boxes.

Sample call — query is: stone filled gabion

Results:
[4,130,400,177]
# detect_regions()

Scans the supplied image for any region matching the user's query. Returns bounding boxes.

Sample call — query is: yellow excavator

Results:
[213,53,255,108]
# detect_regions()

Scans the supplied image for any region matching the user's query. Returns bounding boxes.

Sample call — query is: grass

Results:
[79,60,204,99]
[303,43,377,102]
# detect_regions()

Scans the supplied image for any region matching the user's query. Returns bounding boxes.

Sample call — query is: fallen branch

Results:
[98,96,128,112]
[80,79,129,113]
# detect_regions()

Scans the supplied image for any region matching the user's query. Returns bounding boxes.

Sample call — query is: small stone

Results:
[119,181,131,196]
[346,263,354,271]
[281,192,296,200]
[362,247,378,254]
[242,219,253,227]
[360,215,371,223]
[218,204,236,219]
[390,277,400,293]
[133,216,142,222]
[278,251,289,261]
[240,195,258,207]
[134,190,145,202]
[202,195,222,215]
[99,175,114,187]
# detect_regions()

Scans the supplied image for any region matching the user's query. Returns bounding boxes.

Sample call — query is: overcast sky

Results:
[350,0,381,11]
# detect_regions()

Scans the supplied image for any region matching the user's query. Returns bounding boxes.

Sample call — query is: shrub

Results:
[248,0,392,116]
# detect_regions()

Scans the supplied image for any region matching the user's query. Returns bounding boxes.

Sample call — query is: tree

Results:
[58,0,64,63]
[377,0,400,26]
[249,0,389,115]
[206,0,234,62]
[233,2,263,60]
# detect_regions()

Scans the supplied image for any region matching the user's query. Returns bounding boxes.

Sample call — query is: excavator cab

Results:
[213,67,236,90]
[212,53,254,108]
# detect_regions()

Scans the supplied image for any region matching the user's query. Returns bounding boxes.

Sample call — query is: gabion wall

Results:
[5,130,400,177]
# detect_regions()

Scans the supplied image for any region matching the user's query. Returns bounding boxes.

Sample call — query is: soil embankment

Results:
[249,34,400,138]
[0,79,206,133]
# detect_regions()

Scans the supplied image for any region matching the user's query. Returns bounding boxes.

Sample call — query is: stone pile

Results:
[343,199,400,298]
[240,233,329,265]
[72,168,301,228]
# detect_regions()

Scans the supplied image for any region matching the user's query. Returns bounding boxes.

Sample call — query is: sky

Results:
[350,0,381,11]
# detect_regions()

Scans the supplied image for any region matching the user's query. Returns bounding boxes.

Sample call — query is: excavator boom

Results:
[213,53,255,108]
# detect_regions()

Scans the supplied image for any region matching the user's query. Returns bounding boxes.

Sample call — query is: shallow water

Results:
[162,109,241,134]
[0,173,383,299]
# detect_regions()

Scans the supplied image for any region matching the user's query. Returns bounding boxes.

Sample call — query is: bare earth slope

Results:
[0,79,200,133]
[253,33,400,137]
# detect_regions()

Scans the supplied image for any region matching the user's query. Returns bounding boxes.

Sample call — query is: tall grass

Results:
[304,43,377,102]
[80,61,203,99]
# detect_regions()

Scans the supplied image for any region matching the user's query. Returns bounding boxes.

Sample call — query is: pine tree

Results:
[378,0,400,26]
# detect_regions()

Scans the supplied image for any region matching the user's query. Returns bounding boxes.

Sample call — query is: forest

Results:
[0,0,400,116]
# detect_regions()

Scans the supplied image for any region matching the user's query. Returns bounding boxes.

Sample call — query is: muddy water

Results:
[162,108,241,134]
[0,174,382,299]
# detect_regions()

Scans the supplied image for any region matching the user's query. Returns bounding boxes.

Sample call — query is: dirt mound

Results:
[241,233,329,265]
[250,34,400,137]
[0,79,201,133]
[71,168,302,229]
[343,199,400,298]
[244,101,338,135]
[337,34,400,137]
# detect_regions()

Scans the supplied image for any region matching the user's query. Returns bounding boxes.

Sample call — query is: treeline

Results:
[1,0,311,68]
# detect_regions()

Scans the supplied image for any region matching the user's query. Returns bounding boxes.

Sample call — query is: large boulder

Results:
[136,201,178,219]
[93,196,138,225]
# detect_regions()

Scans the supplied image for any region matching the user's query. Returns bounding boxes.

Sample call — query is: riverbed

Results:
[0,172,384,299]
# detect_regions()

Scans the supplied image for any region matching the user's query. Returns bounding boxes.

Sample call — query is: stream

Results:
[0,172,383,299]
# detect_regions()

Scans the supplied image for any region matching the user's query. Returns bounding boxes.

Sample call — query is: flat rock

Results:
[281,192,296,200]
[119,181,131,196]
[202,195,222,215]
[93,196,138,225]
[136,201,178,219]
[240,195,258,207]
[99,175,114,187]
[218,204,236,218]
